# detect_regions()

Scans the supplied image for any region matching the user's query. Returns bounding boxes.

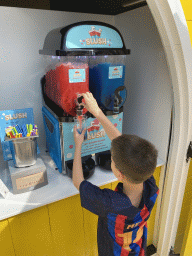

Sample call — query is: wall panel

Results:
[8,206,54,256]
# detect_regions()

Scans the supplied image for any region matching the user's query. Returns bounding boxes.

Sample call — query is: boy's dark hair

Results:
[111,134,158,184]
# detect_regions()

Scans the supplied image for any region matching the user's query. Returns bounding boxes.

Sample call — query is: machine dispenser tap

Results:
[113,97,120,114]
[113,86,127,114]
[76,95,84,117]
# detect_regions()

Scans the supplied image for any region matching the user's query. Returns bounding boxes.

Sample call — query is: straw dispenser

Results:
[0,108,48,195]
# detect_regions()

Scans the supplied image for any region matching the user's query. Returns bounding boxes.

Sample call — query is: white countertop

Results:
[0,149,164,221]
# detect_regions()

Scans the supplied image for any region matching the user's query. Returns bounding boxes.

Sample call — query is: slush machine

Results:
[39,21,130,178]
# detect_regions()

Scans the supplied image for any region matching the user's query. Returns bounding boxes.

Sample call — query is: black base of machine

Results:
[95,150,112,171]
[66,155,95,179]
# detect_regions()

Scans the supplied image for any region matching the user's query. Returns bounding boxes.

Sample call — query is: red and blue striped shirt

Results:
[80,175,159,256]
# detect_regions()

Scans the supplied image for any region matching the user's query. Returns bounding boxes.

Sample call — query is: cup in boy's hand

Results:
[80,92,101,118]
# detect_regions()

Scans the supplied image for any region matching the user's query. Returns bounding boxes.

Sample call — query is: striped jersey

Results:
[79,175,159,256]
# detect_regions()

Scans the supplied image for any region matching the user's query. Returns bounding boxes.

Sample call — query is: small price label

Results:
[69,69,86,83]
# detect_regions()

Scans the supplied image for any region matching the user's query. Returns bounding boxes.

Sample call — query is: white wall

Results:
[0,6,173,163]
[114,6,173,162]
[0,7,114,149]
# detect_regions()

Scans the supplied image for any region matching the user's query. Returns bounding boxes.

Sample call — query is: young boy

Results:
[73,92,159,256]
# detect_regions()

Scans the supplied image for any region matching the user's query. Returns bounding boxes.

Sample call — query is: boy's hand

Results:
[73,125,86,147]
[80,92,101,118]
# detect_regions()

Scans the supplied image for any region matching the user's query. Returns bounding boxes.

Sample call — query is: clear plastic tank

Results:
[89,55,127,112]
[44,56,89,117]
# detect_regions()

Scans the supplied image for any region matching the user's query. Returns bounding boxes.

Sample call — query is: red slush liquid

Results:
[45,62,89,116]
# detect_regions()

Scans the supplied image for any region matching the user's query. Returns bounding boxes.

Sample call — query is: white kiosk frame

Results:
[0,1,192,255]
[146,0,192,255]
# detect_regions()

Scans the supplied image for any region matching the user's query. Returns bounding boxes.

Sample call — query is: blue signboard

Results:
[62,112,123,161]
[0,108,39,161]
[65,25,123,49]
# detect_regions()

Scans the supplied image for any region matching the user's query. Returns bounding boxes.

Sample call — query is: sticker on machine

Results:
[69,69,86,83]
[109,66,123,79]
[67,153,72,158]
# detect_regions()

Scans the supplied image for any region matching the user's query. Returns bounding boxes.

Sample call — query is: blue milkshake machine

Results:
[39,21,130,179]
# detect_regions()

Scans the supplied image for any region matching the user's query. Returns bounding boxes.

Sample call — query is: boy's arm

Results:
[72,145,84,190]
[95,109,122,141]
[81,92,122,141]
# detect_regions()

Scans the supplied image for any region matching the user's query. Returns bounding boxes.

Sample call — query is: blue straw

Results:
[22,124,27,137]
[16,124,22,134]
